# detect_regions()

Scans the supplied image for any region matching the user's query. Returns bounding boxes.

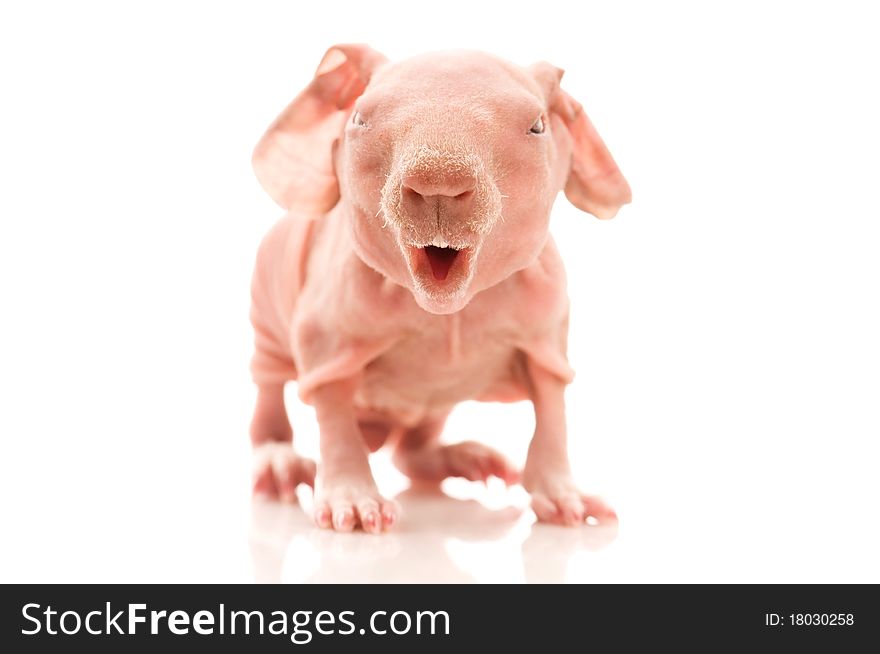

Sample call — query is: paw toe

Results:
[331,506,356,532]
[582,495,618,522]
[356,498,381,534]
[530,493,561,522]
[559,495,586,525]
[314,504,333,529]
[252,464,279,498]
[447,442,516,483]
[296,458,317,488]
[380,502,398,529]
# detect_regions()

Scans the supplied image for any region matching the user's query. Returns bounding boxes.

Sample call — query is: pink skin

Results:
[249,45,630,532]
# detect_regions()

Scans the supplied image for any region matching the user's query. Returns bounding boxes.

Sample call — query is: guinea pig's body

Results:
[251,205,572,437]
[249,46,630,533]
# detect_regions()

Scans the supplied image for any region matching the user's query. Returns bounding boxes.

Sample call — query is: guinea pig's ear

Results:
[253,44,388,213]
[530,62,631,219]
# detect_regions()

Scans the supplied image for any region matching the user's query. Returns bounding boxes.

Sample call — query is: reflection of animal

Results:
[248,490,617,583]
[249,44,630,533]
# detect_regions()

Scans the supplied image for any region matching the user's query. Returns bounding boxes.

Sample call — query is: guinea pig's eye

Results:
[529,116,545,134]
[351,111,366,127]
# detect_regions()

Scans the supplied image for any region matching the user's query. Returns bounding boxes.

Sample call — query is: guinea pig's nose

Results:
[401,173,475,204]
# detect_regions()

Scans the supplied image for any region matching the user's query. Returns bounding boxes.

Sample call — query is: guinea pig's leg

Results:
[311,378,399,534]
[392,413,519,485]
[522,360,617,526]
[250,383,317,502]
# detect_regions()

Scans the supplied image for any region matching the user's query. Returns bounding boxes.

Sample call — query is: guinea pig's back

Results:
[249,212,318,385]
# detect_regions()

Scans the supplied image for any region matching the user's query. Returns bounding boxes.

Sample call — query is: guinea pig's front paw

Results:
[313,474,399,535]
[252,442,317,503]
[523,467,617,527]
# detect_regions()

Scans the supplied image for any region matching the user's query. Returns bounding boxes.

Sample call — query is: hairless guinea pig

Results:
[249,44,631,533]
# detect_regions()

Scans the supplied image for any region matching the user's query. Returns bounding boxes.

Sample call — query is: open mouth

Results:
[422,245,461,281]
[405,238,473,291]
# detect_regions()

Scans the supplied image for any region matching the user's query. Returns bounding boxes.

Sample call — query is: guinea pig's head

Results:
[253,44,631,314]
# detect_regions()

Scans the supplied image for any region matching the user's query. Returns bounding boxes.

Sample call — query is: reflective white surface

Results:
[250,483,619,584]
[2,435,877,584]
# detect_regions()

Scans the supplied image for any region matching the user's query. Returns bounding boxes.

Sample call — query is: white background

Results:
[1,1,878,583]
